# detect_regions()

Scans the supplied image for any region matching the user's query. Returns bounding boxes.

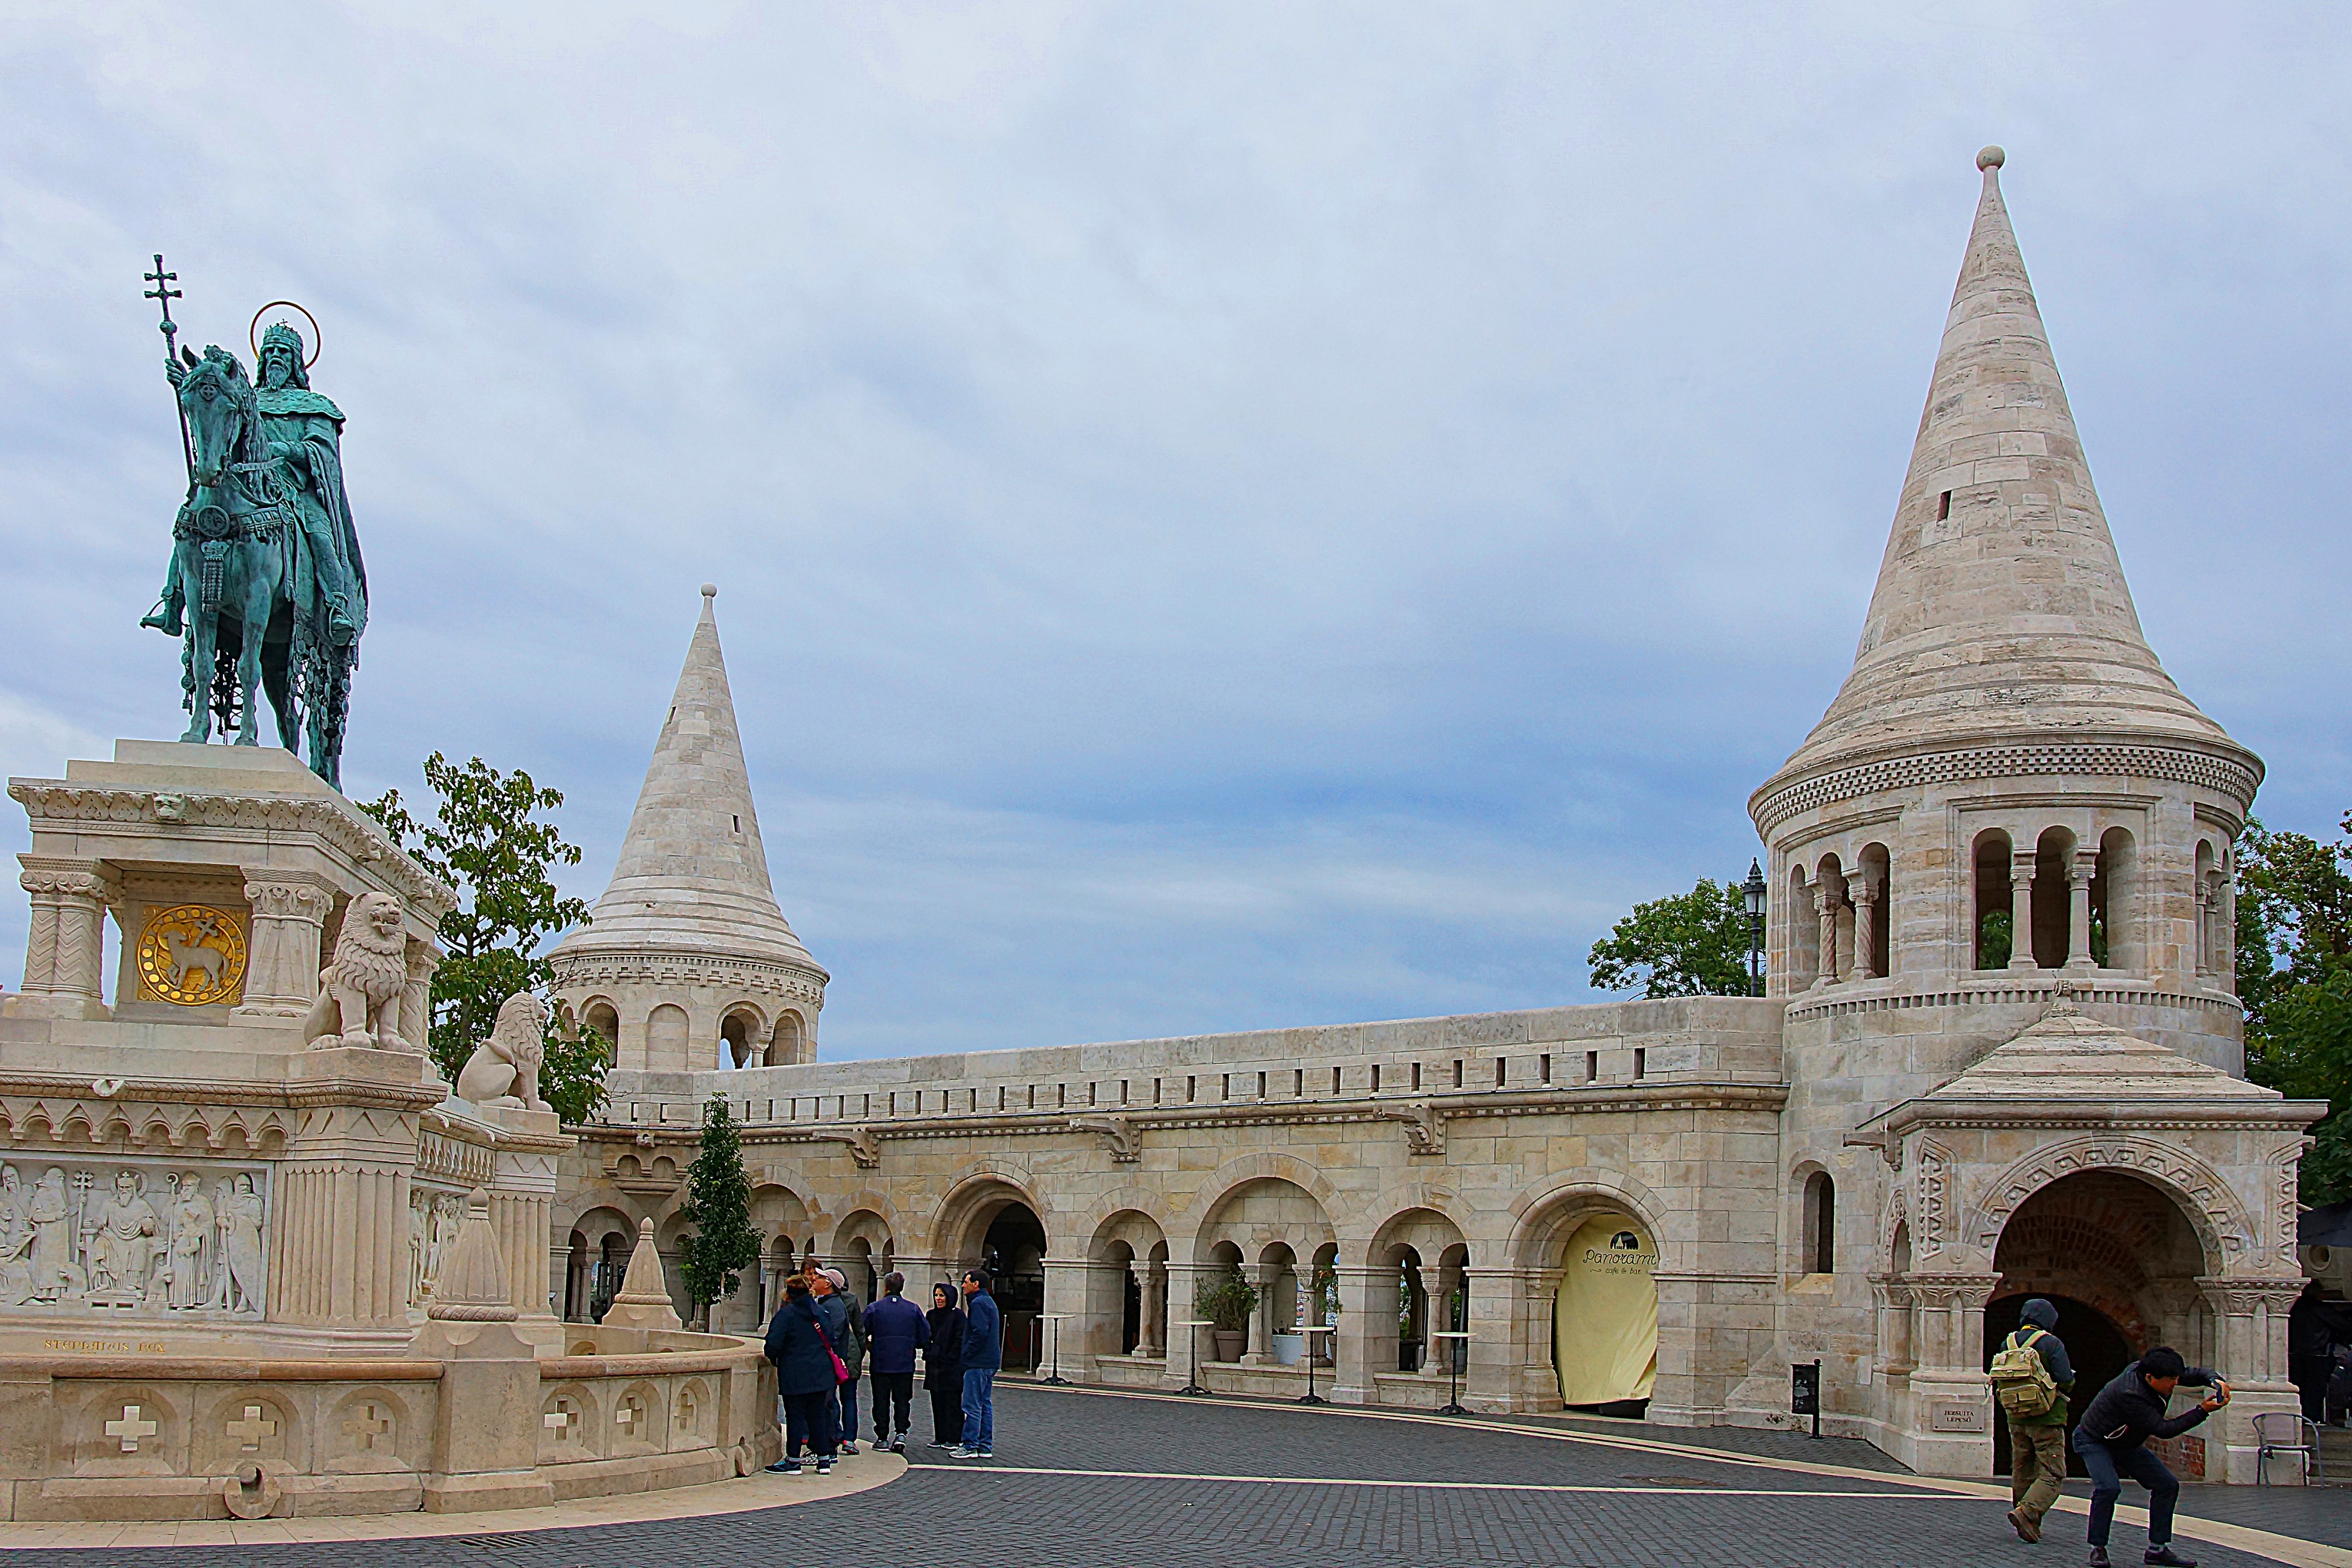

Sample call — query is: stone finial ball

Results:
[700,582,718,599]
[1977,145,2005,171]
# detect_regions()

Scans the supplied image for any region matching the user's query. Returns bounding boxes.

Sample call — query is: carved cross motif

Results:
[676,1387,699,1430]
[542,1404,578,1439]
[615,1397,643,1432]
[343,1402,392,1450]
[224,1404,277,1451]
[105,1404,158,1453]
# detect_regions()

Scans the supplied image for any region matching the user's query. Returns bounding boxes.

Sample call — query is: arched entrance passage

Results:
[1552,1212,1658,1416]
[1986,1168,2218,1478]
[936,1179,1048,1371]
[1985,1293,2132,1477]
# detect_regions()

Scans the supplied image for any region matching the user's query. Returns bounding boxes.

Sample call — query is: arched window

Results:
[2031,827,2076,970]
[1857,842,1892,979]
[1802,1171,1835,1275]
[1972,830,2014,969]
[1786,866,1819,988]
[2096,827,2136,971]
[582,1002,620,1066]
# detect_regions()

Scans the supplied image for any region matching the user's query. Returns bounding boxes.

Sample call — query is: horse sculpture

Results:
[170,347,357,778]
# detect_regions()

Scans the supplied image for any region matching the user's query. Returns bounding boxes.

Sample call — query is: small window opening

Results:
[1410,1062,1423,1091]
[1186,1075,1197,1103]
[1452,1059,1463,1089]
[732,814,740,832]
[1540,1052,1552,1083]
[1633,1048,1646,1079]
[1257,1070,1267,1098]
[1935,490,1952,521]
[1494,1058,1507,1088]
[1585,1051,1599,1082]
[1153,1078,1163,1105]
[1332,1066,1342,1095]
[1370,1064,1382,1091]
[1294,1068,1304,1096]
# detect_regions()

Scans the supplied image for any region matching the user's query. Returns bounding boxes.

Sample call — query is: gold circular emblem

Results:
[135,904,247,1006]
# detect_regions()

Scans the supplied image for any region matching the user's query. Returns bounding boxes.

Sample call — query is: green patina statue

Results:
[140,321,368,790]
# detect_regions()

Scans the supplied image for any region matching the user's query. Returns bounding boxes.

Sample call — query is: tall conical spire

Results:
[1773,147,2234,782]
[556,585,817,969]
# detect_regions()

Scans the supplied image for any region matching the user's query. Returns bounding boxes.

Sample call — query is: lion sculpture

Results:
[300,891,411,1051]
[456,992,549,1111]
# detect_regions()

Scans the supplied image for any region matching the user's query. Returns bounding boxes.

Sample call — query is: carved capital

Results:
[1372,1101,1446,1156]
[242,877,334,924]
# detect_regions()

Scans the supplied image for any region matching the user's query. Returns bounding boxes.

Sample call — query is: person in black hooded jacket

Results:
[2071,1346,2227,1567]
[923,1281,968,1448]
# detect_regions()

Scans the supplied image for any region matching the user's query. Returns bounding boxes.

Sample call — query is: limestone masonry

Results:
[543,150,2324,1483]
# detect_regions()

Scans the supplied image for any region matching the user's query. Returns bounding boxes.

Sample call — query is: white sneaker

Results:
[949,1446,981,1459]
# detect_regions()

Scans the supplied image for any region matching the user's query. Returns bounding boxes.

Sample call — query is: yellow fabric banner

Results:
[1553,1213,1658,1406]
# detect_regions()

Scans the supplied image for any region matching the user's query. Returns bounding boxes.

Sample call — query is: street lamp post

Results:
[1742,859,1767,998]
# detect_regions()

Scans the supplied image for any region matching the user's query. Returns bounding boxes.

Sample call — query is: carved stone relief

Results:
[0,1158,267,1318]
[408,1185,468,1309]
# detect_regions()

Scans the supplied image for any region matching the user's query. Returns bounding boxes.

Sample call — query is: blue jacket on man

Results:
[962,1286,1003,1371]
[864,1291,930,1375]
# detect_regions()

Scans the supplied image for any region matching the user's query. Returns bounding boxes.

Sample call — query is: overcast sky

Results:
[3,4,2347,1059]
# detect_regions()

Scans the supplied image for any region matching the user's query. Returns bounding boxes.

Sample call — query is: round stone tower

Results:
[550,586,828,1073]
[1749,146,2259,1086]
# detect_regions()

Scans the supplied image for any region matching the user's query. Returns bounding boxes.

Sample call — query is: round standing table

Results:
[1038,1313,1072,1384]
[1297,1323,1335,1404]
[1174,1319,1214,1397]
[1430,1330,1472,1416]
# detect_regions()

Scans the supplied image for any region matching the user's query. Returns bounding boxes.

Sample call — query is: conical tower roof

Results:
[553,585,821,973]
[1770,148,2241,787]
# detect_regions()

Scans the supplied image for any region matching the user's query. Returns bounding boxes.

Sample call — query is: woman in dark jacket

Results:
[923,1282,968,1448]
[764,1275,842,1473]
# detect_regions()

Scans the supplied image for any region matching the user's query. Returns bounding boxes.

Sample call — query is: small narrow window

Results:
[1057,1083,1067,1108]
[1153,1078,1163,1105]
[1257,1071,1267,1098]
[1585,1051,1599,1083]
[1187,1075,1197,1103]
[1452,1059,1463,1089]
[1120,1079,1129,1104]
[1633,1048,1647,1080]
[1294,1068,1304,1096]
[1087,1081,1097,1106]
[1026,1085,1035,1109]
[997,1085,1007,1111]
[861,1092,871,1117]
[1540,1052,1552,1083]
[1220,1073,1231,1101]
[1410,1062,1422,1091]
[733,814,741,832]
[1371,1064,1382,1091]
[1935,490,1952,521]
[1332,1066,1343,1095]
[1494,1058,1507,1088]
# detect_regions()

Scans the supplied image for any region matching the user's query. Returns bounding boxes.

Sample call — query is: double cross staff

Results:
[142,253,194,484]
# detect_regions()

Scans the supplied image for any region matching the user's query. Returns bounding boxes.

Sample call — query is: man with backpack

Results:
[1989,1298,2075,1543]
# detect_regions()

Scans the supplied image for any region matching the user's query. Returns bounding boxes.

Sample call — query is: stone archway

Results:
[934,1177,1048,1371]
[1986,1168,2217,1477]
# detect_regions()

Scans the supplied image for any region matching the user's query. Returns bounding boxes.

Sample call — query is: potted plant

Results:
[1195,1267,1260,1362]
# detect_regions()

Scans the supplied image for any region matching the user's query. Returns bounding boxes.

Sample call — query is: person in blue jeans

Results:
[2071,1345,2229,1568]
[953,1268,1001,1459]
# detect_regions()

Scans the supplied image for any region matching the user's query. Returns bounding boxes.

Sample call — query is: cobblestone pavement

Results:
[1,1384,2336,1566]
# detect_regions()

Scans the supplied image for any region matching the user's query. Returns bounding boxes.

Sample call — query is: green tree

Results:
[359,752,606,1123]
[2237,815,2352,1204]
[677,1095,760,1328]
[1587,876,1760,998]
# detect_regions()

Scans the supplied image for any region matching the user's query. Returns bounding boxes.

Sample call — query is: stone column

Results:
[1902,1272,2000,1477]
[2008,849,2039,971]
[1812,882,1841,988]
[1158,1261,1208,1390]
[17,857,111,1016]
[1510,1266,1566,1411]
[1139,1258,1168,1357]
[1328,1264,1384,1404]
[1846,869,1879,981]
[2065,851,2098,972]
[2218,872,2238,992]
[1243,1258,1277,1364]
[268,1076,440,1347]
[235,873,334,1017]
[2196,1277,2307,1482]
[1457,1264,1517,1413]
[2194,875,2217,976]
[400,940,442,1055]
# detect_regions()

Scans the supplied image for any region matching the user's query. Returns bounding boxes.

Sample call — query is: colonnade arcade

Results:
[550,1166,1686,1414]
[1780,811,2237,988]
